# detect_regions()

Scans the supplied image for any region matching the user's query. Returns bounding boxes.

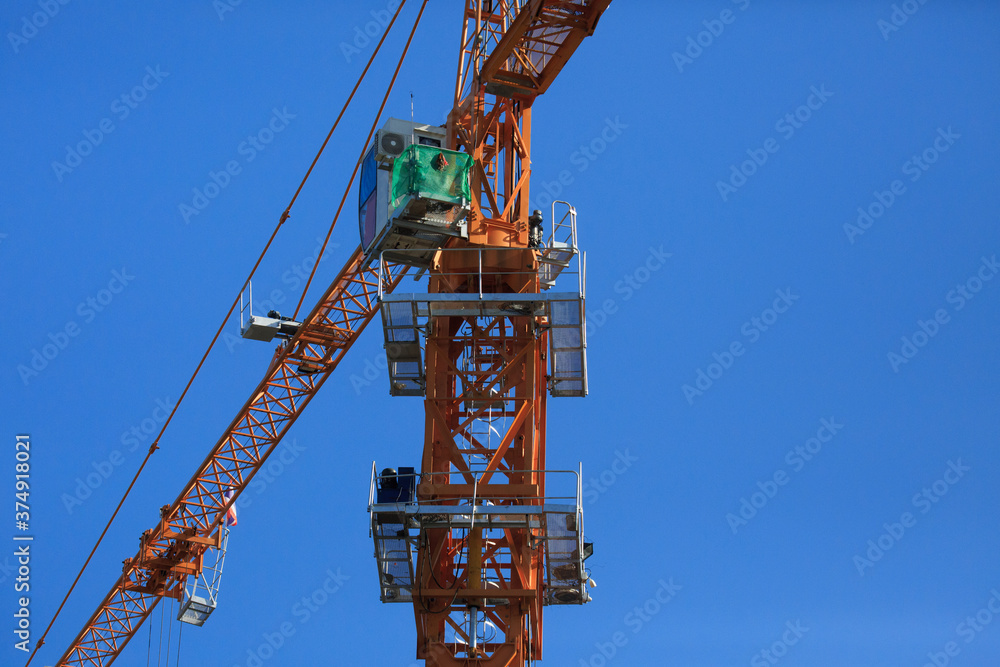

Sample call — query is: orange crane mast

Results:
[397,2,609,663]
[49,2,612,665]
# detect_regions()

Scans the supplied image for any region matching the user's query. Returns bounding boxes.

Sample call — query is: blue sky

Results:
[3,1,1000,666]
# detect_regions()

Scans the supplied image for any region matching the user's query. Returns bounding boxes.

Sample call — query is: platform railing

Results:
[376,246,584,301]
[368,467,582,507]
[548,200,579,249]
[238,282,253,332]
[368,465,591,606]
[177,527,230,626]
[368,466,585,564]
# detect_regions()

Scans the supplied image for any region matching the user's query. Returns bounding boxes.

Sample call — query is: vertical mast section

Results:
[416,2,542,660]
[413,248,548,664]
[404,2,608,664]
[448,1,531,247]
[448,0,610,246]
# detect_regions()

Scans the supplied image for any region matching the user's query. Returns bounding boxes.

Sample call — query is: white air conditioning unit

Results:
[373,118,446,164]
[374,130,407,162]
[360,118,466,267]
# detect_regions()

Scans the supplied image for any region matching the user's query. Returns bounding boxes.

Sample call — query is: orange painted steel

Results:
[409,3,610,663]
[448,0,611,247]
[55,249,406,667]
[412,249,548,665]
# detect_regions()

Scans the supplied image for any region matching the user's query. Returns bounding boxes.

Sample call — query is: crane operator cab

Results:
[359,118,472,268]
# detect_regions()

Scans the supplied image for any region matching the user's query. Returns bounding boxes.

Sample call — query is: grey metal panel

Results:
[240,315,282,342]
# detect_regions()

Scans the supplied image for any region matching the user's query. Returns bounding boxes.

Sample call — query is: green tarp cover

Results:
[390,144,471,208]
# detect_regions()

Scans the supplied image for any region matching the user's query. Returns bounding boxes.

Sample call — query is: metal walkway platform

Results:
[380,291,587,397]
[377,242,588,398]
[368,468,592,607]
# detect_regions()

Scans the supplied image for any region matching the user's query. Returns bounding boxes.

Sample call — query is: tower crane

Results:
[46,2,612,665]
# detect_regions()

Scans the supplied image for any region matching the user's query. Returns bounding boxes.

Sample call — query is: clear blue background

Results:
[3,1,999,666]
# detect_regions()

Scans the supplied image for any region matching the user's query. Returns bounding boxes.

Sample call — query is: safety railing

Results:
[367,464,590,606]
[238,282,253,332]
[368,466,582,508]
[376,245,584,301]
[368,466,584,562]
[177,527,230,626]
